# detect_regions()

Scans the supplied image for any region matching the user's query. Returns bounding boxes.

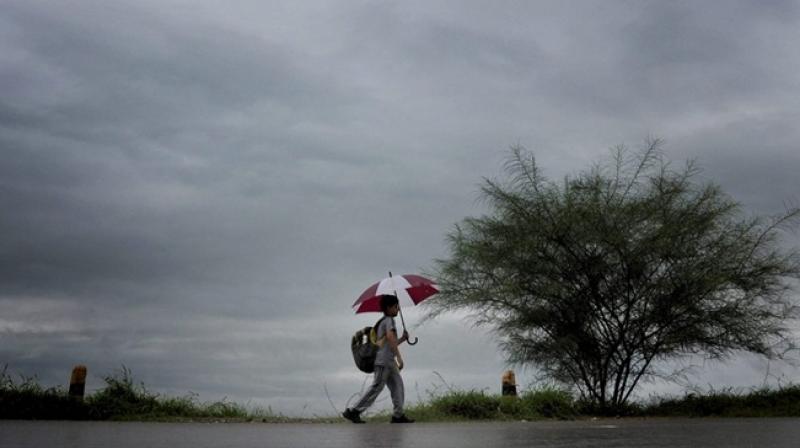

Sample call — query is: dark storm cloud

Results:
[2,0,800,414]
[1,0,392,318]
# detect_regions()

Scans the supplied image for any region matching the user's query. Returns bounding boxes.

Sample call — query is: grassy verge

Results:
[0,366,87,420]
[4,365,800,421]
[394,386,576,422]
[366,384,800,421]
[0,365,292,422]
[640,385,800,417]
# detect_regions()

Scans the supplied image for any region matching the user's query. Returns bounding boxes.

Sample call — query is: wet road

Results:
[2,418,799,448]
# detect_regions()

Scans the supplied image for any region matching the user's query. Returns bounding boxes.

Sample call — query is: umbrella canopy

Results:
[353,274,439,314]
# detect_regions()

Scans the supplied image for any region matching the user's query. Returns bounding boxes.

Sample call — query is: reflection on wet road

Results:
[2,418,799,448]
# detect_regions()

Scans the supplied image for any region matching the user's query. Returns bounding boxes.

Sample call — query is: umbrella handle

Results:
[397,302,419,346]
[392,273,420,346]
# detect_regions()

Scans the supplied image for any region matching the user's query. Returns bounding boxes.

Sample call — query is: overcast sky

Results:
[2,0,800,416]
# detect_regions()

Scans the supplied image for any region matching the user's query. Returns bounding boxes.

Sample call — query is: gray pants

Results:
[353,364,404,417]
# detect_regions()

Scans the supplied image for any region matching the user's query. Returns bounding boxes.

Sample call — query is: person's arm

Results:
[385,327,404,370]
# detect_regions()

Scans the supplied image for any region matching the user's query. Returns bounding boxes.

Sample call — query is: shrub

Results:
[519,386,576,419]
[643,385,800,417]
[0,365,88,420]
[429,390,500,420]
[86,366,160,419]
[498,395,526,418]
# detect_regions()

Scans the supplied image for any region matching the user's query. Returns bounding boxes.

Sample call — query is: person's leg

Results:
[352,366,390,413]
[385,365,405,418]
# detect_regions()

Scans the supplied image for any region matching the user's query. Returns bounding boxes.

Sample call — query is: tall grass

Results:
[5,364,800,421]
[395,383,800,421]
[84,366,258,421]
[0,365,88,420]
[642,385,800,417]
[401,385,576,422]
[0,365,285,421]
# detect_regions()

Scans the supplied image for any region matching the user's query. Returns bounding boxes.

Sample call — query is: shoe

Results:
[342,408,365,424]
[390,414,415,423]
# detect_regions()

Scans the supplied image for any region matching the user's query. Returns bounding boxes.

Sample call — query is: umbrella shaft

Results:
[390,271,408,332]
[390,271,416,344]
[398,306,407,331]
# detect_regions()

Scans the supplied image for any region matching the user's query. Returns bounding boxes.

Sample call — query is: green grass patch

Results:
[0,366,88,420]
[6,364,800,421]
[642,385,800,417]
[399,385,576,422]
[0,365,289,422]
[84,366,258,421]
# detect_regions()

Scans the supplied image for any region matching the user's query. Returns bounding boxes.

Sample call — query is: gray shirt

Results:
[374,316,397,367]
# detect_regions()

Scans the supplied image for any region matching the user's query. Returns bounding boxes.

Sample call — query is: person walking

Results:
[343,294,415,423]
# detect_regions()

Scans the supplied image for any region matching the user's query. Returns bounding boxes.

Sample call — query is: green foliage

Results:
[643,385,800,417]
[428,140,800,412]
[430,390,501,419]
[86,366,159,419]
[402,384,576,421]
[0,365,88,420]
[6,362,800,421]
[0,365,270,421]
[518,386,576,419]
[86,366,258,420]
[402,383,800,421]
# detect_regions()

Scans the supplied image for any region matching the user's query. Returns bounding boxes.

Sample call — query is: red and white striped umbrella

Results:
[352,273,439,314]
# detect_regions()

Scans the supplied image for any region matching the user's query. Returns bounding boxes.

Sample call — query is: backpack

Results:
[350,316,387,373]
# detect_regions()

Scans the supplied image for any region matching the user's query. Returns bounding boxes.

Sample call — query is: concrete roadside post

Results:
[502,370,517,397]
[69,365,87,400]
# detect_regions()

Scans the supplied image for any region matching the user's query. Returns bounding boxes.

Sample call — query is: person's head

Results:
[379,294,399,316]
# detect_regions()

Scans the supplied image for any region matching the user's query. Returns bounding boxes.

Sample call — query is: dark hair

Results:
[379,294,399,313]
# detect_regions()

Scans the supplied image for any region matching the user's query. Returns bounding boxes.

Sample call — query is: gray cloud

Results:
[2,0,799,414]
